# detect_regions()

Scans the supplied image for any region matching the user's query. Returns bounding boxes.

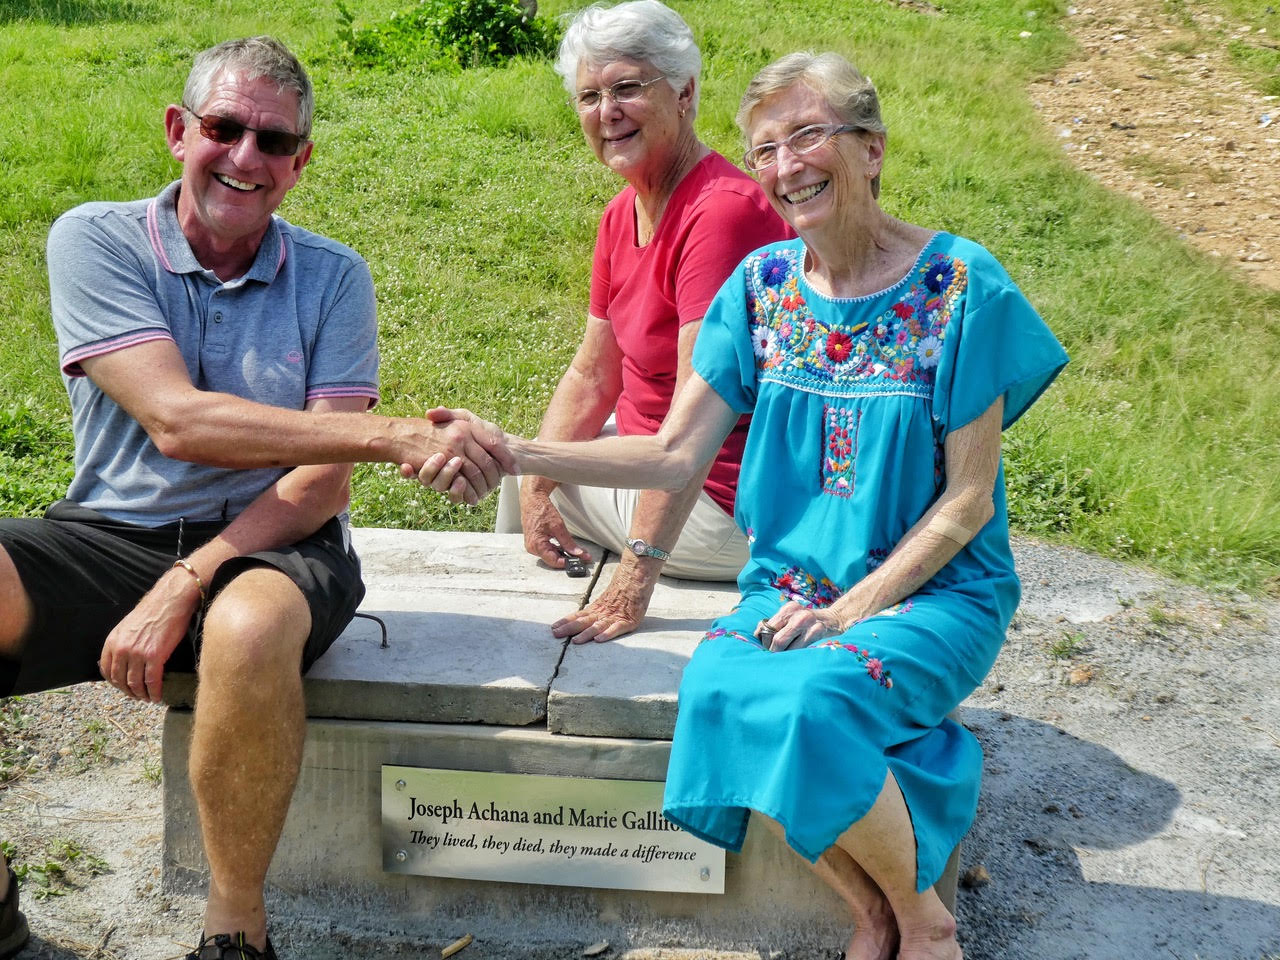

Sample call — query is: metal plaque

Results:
[381,765,725,893]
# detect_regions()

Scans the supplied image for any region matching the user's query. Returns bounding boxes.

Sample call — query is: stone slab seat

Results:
[161,528,960,953]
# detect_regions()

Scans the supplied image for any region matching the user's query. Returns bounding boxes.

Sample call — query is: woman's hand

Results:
[551,563,656,644]
[519,484,591,570]
[755,601,844,651]
[400,406,510,505]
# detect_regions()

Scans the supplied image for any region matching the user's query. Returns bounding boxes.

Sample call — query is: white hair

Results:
[554,1,701,118]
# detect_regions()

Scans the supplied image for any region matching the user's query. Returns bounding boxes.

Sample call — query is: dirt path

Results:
[1030,1,1280,289]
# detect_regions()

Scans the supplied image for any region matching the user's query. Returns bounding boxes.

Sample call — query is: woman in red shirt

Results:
[496,0,791,642]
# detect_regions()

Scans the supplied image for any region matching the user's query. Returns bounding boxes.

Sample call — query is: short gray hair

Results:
[737,52,885,196]
[555,0,702,119]
[737,51,885,137]
[183,36,314,139]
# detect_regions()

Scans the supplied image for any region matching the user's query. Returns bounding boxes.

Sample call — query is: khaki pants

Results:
[495,467,746,584]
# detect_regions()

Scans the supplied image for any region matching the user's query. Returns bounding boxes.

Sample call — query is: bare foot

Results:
[897,912,962,960]
[843,897,899,960]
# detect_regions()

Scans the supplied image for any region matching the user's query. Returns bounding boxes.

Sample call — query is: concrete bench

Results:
[161,528,958,954]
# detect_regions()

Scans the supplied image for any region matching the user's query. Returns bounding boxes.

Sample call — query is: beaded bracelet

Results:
[172,558,207,602]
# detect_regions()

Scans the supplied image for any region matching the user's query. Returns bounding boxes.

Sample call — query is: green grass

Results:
[1,0,1278,593]
[1163,0,1280,95]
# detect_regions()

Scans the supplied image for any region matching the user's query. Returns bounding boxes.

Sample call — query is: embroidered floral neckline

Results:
[798,232,944,304]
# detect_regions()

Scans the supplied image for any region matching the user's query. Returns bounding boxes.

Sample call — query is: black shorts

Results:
[0,500,364,697]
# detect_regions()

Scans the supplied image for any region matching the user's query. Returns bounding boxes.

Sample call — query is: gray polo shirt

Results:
[47,180,380,525]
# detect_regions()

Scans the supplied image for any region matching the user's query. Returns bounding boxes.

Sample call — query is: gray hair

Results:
[555,0,702,119]
[183,36,314,139]
[737,52,885,196]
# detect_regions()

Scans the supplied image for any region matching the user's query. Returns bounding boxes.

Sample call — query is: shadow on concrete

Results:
[956,709,1280,960]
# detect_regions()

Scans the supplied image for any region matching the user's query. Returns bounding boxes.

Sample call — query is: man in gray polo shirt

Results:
[0,37,508,960]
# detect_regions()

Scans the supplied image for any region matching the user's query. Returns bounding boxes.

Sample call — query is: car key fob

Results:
[561,549,589,578]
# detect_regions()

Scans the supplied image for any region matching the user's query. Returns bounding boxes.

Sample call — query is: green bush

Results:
[337,0,559,70]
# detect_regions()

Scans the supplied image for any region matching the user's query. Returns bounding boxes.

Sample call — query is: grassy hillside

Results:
[1,0,1276,592]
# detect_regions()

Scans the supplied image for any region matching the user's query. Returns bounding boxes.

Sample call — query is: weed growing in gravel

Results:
[1048,632,1088,660]
[6,838,109,901]
[1148,606,1190,628]
[74,719,111,768]
[140,757,162,786]
[0,700,34,785]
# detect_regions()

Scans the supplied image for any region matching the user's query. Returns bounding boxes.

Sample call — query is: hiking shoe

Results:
[0,866,30,960]
[186,932,278,960]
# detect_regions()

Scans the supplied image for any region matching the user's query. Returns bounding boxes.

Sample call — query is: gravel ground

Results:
[2,536,1278,960]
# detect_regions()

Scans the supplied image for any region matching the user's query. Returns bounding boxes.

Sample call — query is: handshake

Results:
[394,406,518,506]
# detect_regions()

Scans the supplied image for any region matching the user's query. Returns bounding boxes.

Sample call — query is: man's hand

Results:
[551,563,656,644]
[99,567,203,702]
[398,407,513,504]
[518,485,591,570]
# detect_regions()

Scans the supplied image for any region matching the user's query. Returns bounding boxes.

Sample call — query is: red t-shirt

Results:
[589,151,793,514]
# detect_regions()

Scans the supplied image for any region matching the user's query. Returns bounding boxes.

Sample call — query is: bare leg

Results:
[819,844,900,960]
[759,814,898,960]
[188,567,310,950]
[834,772,962,960]
[0,546,31,912]
[0,545,33,659]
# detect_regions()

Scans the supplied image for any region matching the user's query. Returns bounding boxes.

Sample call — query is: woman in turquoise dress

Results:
[423,51,1067,960]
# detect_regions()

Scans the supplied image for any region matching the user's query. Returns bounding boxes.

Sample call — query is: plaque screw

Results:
[700,867,710,881]
[395,849,408,863]
[395,779,406,791]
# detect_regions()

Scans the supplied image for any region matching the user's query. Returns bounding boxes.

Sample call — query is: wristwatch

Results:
[626,538,671,561]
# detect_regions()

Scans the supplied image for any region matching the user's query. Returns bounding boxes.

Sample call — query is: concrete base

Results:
[164,713,858,949]
[161,529,961,951]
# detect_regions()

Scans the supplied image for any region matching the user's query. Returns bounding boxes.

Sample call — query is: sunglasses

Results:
[184,107,306,157]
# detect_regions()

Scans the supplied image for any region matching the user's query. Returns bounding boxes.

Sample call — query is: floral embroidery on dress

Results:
[865,547,889,574]
[816,640,894,689]
[745,246,966,398]
[700,626,755,647]
[822,404,859,497]
[772,565,843,608]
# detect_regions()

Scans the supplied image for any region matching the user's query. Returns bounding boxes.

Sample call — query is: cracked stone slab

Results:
[351,527,601,601]
[165,529,575,725]
[549,560,736,739]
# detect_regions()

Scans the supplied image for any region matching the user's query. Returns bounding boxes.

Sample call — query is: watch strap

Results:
[626,538,671,561]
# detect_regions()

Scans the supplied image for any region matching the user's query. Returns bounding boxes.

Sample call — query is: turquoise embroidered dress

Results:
[662,233,1068,890]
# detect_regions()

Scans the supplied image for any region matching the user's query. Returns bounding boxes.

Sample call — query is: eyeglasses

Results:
[570,77,666,112]
[743,122,861,172]
[184,107,307,157]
